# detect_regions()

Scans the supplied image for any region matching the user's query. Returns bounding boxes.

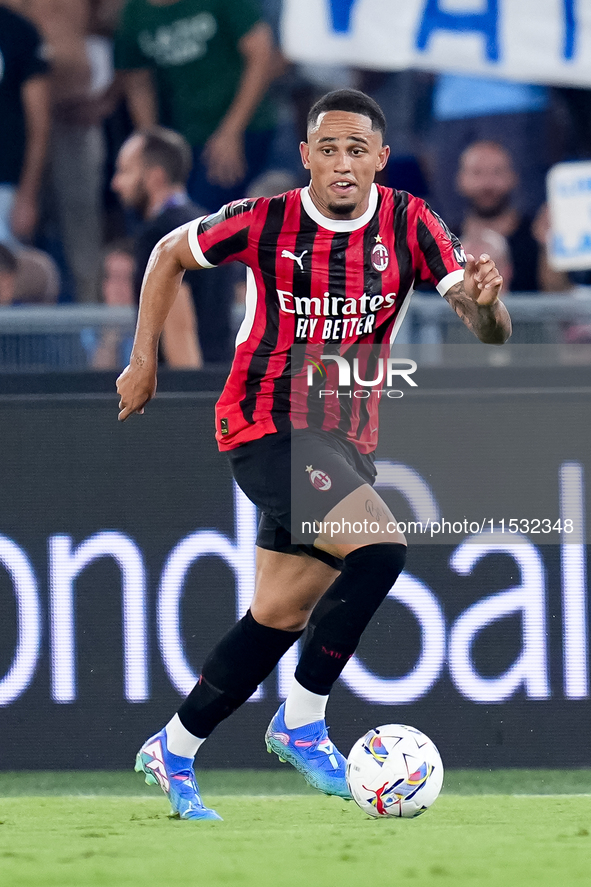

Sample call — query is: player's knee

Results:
[306,542,407,649]
[344,542,407,583]
[250,604,310,633]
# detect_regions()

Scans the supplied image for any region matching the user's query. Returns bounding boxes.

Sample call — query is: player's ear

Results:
[300,140,311,170]
[376,144,390,173]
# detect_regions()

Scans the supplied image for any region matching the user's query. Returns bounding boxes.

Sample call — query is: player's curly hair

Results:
[307,89,386,138]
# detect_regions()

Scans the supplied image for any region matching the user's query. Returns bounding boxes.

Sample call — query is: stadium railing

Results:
[0,294,590,370]
[397,291,591,345]
[0,305,135,371]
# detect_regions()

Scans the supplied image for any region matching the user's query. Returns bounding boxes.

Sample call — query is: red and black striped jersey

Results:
[187,183,465,453]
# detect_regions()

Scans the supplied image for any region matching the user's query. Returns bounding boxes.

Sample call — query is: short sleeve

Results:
[187,199,258,268]
[414,201,466,296]
[114,2,150,71]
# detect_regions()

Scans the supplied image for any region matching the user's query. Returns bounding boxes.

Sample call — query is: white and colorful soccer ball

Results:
[346,724,444,818]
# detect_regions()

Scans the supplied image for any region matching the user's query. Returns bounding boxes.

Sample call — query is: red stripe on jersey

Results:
[216,203,280,442]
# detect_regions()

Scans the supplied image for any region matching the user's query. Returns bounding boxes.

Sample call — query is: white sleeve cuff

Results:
[436,268,465,296]
[187,217,216,268]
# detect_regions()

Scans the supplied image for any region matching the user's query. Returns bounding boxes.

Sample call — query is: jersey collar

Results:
[301,183,378,232]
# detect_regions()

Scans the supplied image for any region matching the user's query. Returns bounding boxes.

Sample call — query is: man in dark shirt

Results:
[111,125,232,363]
[455,140,568,293]
[0,4,50,244]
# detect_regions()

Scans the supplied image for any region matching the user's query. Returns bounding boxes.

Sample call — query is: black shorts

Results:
[227,429,376,570]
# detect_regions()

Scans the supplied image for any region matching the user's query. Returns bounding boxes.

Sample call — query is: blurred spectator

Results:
[0,243,18,304]
[456,141,570,293]
[0,240,67,370]
[89,0,126,35]
[111,125,226,366]
[114,0,277,212]
[14,246,61,302]
[0,3,50,245]
[90,238,135,368]
[102,237,135,306]
[17,0,116,304]
[246,169,299,200]
[430,73,550,225]
[0,241,60,304]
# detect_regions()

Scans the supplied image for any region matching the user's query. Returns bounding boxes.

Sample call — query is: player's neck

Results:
[308,183,372,221]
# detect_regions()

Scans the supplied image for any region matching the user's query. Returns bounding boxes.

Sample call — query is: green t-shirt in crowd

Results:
[114,0,275,146]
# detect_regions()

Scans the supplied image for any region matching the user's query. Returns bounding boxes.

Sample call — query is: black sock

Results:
[295,543,406,696]
[177,610,303,737]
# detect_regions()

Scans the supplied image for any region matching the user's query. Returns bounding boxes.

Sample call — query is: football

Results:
[346,724,444,818]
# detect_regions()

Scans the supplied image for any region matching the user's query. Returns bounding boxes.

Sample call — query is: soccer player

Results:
[117,89,511,820]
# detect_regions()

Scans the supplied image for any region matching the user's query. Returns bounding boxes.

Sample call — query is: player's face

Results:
[111,136,150,215]
[301,111,389,219]
[457,144,518,217]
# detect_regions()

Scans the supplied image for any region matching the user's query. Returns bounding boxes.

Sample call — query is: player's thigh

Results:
[314,483,406,560]
[250,546,340,632]
[291,431,406,557]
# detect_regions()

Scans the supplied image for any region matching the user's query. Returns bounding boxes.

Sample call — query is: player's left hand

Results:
[463,253,504,306]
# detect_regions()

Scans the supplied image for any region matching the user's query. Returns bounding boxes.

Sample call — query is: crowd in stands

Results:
[2,0,591,367]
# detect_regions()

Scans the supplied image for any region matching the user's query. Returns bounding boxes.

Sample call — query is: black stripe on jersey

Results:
[427,205,462,248]
[275,204,319,429]
[199,199,257,233]
[330,232,353,436]
[240,196,287,425]
[353,344,383,440]
[393,191,414,294]
[335,339,358,436]
[417,216,449,282]
[204,228,249,265]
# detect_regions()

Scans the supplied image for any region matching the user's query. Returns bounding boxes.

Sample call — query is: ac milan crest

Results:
[309,469,332,491]
[371,242,389,272]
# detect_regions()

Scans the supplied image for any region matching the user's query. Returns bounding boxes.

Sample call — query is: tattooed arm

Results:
[443,253,512,345]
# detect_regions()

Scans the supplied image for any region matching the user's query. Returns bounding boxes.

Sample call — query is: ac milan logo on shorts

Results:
[371,243,389,272]
[309,469,332,491]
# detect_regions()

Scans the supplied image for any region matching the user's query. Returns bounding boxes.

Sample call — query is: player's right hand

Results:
[463,253,503,306]
[116,359,157,422]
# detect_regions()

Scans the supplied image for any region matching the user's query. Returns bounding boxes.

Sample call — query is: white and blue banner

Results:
[281,0,591,87]
[548,162,591,270]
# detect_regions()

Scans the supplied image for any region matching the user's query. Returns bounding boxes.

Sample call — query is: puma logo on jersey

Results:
[281,249,308,272]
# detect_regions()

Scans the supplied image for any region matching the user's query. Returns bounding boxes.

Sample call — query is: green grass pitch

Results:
[1,770,591,887]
